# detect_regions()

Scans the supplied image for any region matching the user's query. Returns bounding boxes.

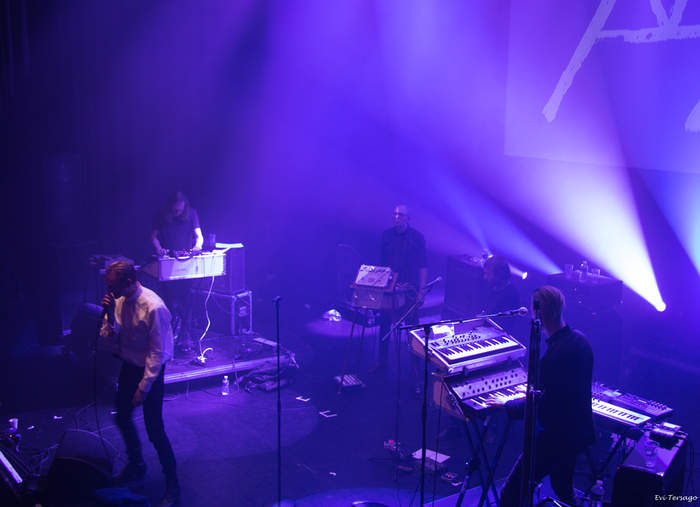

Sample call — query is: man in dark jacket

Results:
[495,285,594,506]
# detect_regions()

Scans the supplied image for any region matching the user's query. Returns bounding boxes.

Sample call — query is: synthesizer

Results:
[591,398,651,428]
[141,250,226,281]
[592,382,674,419]
[410,318,526,374]
[435,374,672,427]
[434,363,528,417]
[350,265,407,310]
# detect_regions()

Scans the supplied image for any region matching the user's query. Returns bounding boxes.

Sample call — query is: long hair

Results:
[484,255,511,284]
[163,191,191,221]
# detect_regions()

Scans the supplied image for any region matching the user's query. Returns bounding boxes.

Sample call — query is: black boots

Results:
[157,477,180,507]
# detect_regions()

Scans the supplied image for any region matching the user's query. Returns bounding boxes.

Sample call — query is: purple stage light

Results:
[642,170,700,278]
[507,263,528,280]
[491,158,664,311]
[427,168,560,275]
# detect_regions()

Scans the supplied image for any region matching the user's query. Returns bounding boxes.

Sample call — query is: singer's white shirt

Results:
[100,284,174,392]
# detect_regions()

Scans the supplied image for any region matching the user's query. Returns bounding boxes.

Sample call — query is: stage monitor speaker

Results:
[611,431,687,506]
[545,272,622,312]
[46,429,115,502]
[194,243,245,294]
[443,255,486,319]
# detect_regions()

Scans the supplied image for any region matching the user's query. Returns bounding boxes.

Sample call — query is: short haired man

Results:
[100,261,179,507]
[494,285,594,506]
[378,205,428,393]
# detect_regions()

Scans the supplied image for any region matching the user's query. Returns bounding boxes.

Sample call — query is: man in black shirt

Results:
[377,205,427,377]
[380,204,428,298]
[495,285,594,507]
[151,192,204,354]
[151,191,203,255]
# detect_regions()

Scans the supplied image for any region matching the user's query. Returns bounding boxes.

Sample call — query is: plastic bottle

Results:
[643,435,659,469]
[590,479,604,507]
[580,260,589,281]
[221,375,230,396]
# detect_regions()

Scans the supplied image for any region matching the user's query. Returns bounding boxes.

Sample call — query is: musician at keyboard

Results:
[150,191,204,356]
[489,286,594,507]
[377,204,427,392]
[482,255,520,315]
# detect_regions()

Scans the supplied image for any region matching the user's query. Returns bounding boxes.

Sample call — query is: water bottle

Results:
[590,479,604,507]
[643,435,660,469]
[221,375,230,396]
[580,260,589,281]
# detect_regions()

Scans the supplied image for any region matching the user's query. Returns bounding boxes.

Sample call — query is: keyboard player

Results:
[150,191,204,355]
[377,205,427,391]
[488,285,594,507]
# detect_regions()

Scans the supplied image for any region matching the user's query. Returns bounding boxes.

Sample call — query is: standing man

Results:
[378,205,428,379]
[100,261,179,507]
[492,285,594,506]
[381,204,428,304]
[151,191,203,354]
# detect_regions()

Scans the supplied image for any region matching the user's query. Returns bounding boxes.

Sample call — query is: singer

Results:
[100,260,180,507]
[491,285,594,507]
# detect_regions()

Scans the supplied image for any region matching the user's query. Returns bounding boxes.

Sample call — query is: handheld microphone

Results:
[497,306,529,317]
[101,292,115,320]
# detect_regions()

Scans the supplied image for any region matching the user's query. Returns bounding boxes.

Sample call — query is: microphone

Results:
[423,276,443,290]
[100,292,115,320]
[496,306,529,317]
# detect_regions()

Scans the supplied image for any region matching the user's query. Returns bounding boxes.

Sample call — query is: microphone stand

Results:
[419,322,431,506]
[520,302,542,507]
[396,309,521,338]
[380,293,427,342]
[273,296,282,507]
[384,282,439,505]
[384,282,438,487]
[399,309,529,506]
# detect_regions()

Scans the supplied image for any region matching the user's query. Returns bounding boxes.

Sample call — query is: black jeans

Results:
[160,279,194,348]
[115,361,177,484]
[499,432,577,507]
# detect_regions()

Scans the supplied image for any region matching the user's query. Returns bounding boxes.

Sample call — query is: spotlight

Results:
[521,272,528,280]
[655,301,667,312]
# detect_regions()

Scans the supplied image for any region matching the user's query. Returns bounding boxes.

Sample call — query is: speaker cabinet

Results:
[443,255,486,319]
[611,431,687,506]
[46,430,115,501]
[191,243,245,295]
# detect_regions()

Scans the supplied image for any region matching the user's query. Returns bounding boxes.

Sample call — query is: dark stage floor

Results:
[2,298,699,507]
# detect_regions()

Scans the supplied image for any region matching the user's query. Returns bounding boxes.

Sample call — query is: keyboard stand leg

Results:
[355,309,367,373]
[461,418,498,507]
[470,417,502,507]
[337,318,357,394]
[476,418,512,507]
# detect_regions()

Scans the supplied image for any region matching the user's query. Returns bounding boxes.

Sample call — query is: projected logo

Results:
[544,0,700,132]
